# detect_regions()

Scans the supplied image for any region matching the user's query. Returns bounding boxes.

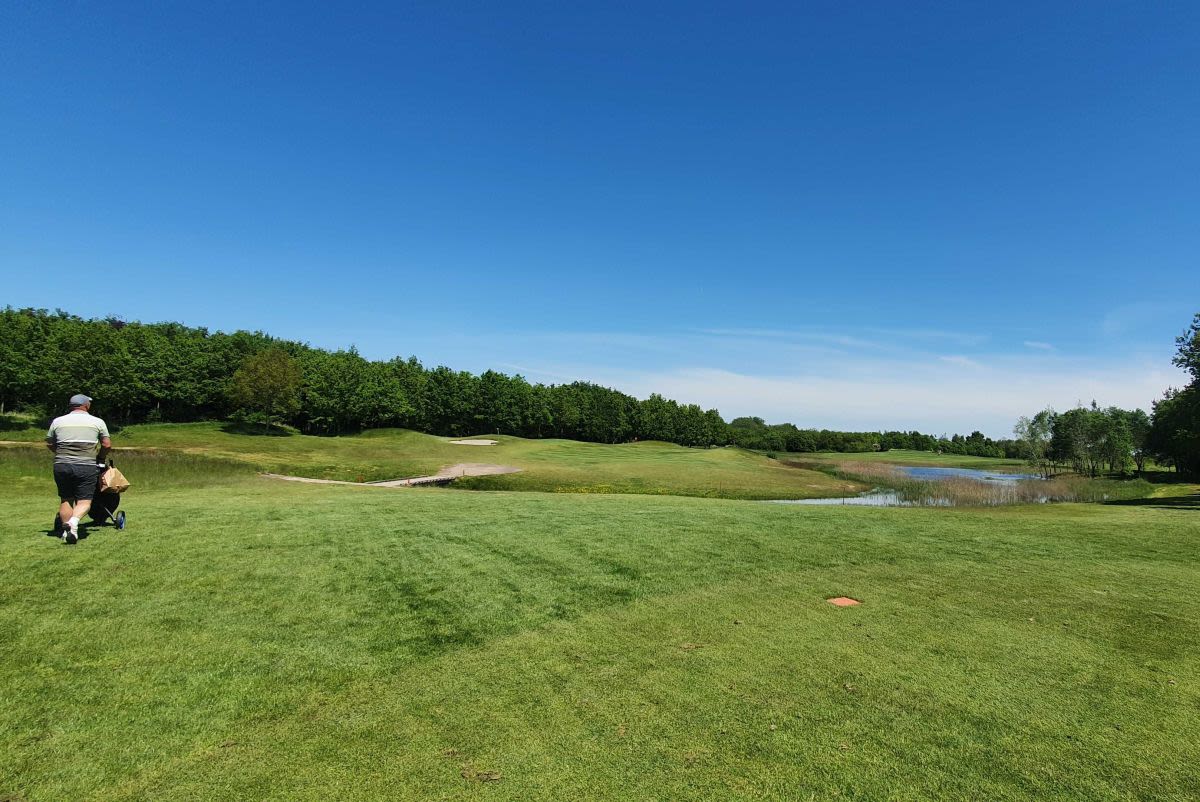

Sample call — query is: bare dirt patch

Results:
[263,463,521,488]
[827,597,861,607]
[261,474,359,486]
[460,763,503,783]
[371,463,520,486]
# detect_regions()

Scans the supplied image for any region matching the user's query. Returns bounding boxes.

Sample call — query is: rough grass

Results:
[1,452,1198,800]
[790,459,1155,506]
[4,422,863,500]
[796,448,1030,471]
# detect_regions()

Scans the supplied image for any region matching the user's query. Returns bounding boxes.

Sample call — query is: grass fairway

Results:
[1,452,1197,800]
[4,422,863,500]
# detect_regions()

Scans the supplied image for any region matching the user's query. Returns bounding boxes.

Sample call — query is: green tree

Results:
[386,356,428,430]
[295,347,412,434]
[1014,408,1055,477]
[1050,406,1094,476]
[638,394,679,442]
[1147,312,1200,475]
[1100,408,1134,474]
[476,370,531,435]
[1119,408,1151,473]
[422,366,480,436]
[0,309,43,414]
[1147,387,1200,474]
[229,348,301,428]
[703,409,728,447]
[1172,312,1200,380]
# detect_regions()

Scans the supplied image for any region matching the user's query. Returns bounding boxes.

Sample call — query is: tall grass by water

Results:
[786,459,1154,506]
[0,444,253,491]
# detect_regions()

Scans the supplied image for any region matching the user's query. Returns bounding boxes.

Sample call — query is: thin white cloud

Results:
[1023,341,1055,351]
[698,328,879,350]
[598,362,1179,438]
[698,325,987,349]
[1102,301,1191,337]
[860,326,990,347]
[373,324,1186,438]
[494,362,579,383]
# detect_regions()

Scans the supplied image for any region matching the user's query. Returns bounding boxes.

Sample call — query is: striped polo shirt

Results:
[46,412,111,465]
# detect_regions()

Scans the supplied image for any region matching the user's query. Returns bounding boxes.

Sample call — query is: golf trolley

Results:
[53,460,127,535]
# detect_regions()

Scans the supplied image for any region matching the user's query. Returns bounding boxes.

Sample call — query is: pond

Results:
[769,464,1043,507]
[770,490,910,507]
[897,466,1041,482]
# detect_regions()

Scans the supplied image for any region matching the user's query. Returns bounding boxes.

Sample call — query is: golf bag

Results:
[53,460,128,534]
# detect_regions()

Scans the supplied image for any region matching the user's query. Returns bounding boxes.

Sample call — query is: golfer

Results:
[46,394,111,544]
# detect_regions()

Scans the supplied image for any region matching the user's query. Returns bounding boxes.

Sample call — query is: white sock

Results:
[67,516,79,531]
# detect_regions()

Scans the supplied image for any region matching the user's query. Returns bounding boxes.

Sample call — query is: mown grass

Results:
[452,438,863,499]
[1,451,1197,800]
[4,422,862,500]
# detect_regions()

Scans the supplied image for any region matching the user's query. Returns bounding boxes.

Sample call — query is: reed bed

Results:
[784,458,1153,507]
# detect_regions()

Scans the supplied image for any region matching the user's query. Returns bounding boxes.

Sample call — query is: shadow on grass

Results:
[0,414,34,432]
[1138,470,1195,484]
[221,421,293,437]
[1106,492,1200,511]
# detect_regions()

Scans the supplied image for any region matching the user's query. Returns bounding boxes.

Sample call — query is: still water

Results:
[897,466,1040,482]
[770,491,909,507]
[770,465,1041,507]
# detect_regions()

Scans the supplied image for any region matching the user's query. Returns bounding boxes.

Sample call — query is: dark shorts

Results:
[53,463,100,501]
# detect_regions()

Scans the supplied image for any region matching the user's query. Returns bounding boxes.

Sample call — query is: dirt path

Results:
[262,462,521,488]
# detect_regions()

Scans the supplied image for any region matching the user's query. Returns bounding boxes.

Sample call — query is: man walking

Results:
[46,394,111,544]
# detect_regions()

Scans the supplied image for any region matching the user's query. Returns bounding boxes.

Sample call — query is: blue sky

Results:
[2,2,1196,436]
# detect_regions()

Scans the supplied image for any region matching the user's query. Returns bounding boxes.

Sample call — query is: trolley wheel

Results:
[116,511,126,530]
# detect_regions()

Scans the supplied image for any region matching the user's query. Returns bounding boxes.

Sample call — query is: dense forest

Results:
[3,308,1195,471]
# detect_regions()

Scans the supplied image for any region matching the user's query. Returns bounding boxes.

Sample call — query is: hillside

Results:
[2,421,864,501]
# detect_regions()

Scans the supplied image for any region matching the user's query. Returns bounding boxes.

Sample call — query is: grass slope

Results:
[5,422,862,500]
[1,454,1197,800]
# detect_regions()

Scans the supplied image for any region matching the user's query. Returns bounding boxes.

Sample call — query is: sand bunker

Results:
[263,463,520,488]
[826,597,861,607]
[450,439,498,446]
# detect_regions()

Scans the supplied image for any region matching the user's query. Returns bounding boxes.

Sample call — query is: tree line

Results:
[3,307,1014,453]
[0,308,724,444]
[1012,313,1199,476]
[1013,405,1149,477]
[726,416,1019,457]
